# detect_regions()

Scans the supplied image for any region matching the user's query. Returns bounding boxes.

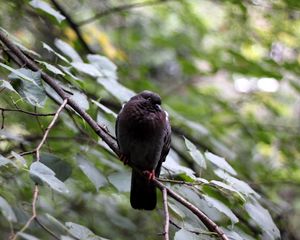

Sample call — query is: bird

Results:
[116,90,171,210]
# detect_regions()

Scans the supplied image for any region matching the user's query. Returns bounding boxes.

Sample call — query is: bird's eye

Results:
[147,97,151,101]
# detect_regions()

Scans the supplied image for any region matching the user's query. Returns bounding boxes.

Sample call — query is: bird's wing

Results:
[155,116,171,177]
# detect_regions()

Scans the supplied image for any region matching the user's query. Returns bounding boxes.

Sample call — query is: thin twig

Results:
[78,0,177,26]
[11,185,39,240]
[0,107,56,116]
[162,188,169,240]
[34,218,60,240]
[35,98,68,161]
[0,29,229,240]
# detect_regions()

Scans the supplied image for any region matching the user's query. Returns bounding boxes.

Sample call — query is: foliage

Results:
[0,0,300,239]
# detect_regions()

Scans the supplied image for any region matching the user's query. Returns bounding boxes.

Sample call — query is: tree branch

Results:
[0,29,228,240]
[49,0,94,54]
[162,188,169,240]
[78,0,177,26]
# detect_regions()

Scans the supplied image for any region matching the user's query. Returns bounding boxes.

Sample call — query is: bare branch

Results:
[35,98,68,161]
[49,0,94,54]
[11,185,39,240]
[78,0,178,26]
[0,107,56,117]
[162,188,169,240]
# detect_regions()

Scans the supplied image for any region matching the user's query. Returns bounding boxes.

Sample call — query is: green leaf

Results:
[11,151,27,168]
[29,161,69,194]
[214,170,260,198]
[0,155,14,167]
[0,80,18,94]
[184,137,206,169]
[65,222,109,240]
[210,180,246,202]
[203,195,239,224]
[37,61,65,76]
[205,151,237,175]
[8,68,47,107]
[0,64,38,85]
[92,99,117,118]
[18,233,40,240]
[96,77,135,103]
[71,62,102,77]
[54,39,83,62]
[29,0,65,23]
[0,196,17,222]
[42,42,70,63]
[87,54,117,81]
[108,171,131,192]
[77,156,107,191]
[245,200,280,239]
[40,153,72,181]
[174,229,198,240]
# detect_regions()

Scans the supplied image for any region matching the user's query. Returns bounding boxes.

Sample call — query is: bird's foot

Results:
[143,170,155,181]
[119,154,129,165]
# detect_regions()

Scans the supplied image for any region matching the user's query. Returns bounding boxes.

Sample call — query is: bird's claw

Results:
[120,154,129,165]
[143,170,155,181]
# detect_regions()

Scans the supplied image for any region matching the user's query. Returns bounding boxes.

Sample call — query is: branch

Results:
[11,99,67,240]
[162,188,169,240]
[78,0,177,26]
[154,180,229,239]
[0,29,228,240]
[11,185,39,240]
[49,0,94,54]
[35,98,68,161]
[0,107,56,116]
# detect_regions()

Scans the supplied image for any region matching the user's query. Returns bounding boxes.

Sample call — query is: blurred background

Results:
[0,0,300,239]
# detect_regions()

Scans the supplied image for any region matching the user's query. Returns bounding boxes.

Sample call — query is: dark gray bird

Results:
[116,90,171,210]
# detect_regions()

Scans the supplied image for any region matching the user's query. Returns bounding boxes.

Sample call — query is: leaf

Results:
[0,196,17,222]
[37,61,65,76]
[0,155,14,167]
[210,180,246,202]
[184,137,206,169]
[18,233,40,240]
[71,62,102,77]
[29,0,65,23]
[245,200,280,239]
[92,99,117,118]
[46,213,69,232]
[87,54,117,81]
[77,156,107,191]
[40,153,72,181]
[203,195,239,224]
[11,151,27,168]
[174,229,198,240]
[205,151,237,175]
[96,77,135,103]
[42,42,70,63]
[162,154,195,177]
[8,68,47,107]
[70,90,89,111]
[18,233,41,240]
[108,171,131,192]
[30,161,69,194]
[214,169,260,198]
[0,63,38,85]
[55,39,83,62]
[0,80,18,94]
[65,222,109,240]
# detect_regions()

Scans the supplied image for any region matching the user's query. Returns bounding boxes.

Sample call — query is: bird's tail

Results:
[130,169,156,210]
